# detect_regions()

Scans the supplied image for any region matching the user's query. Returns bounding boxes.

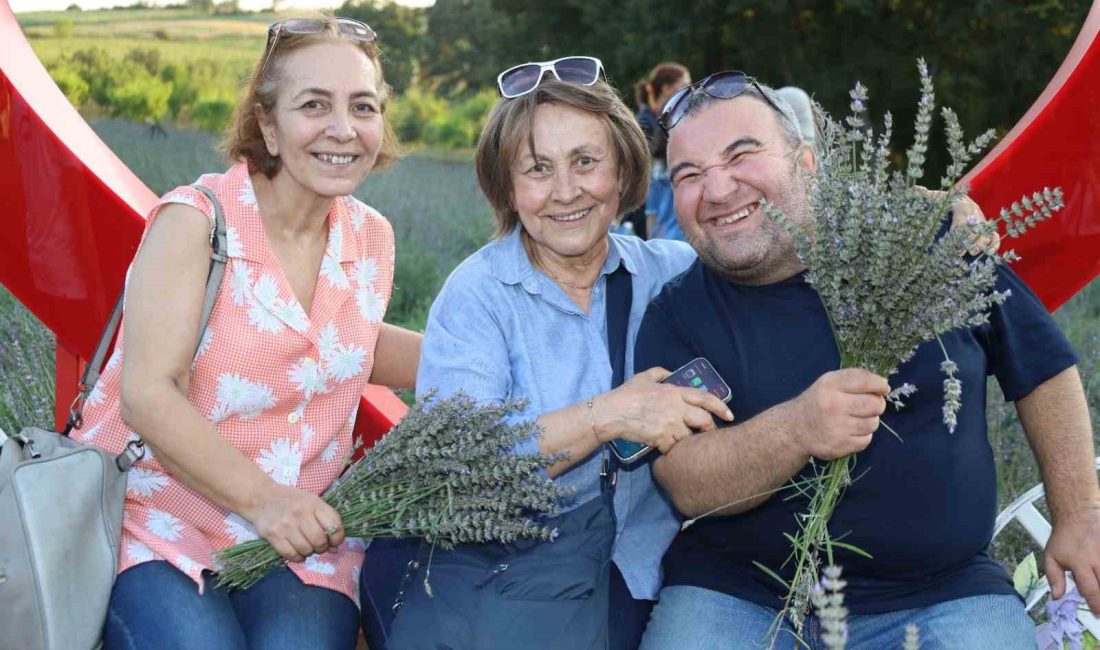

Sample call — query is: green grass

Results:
[17,8,277,30]
[0,290,55,436]
[28,35,263,66]
[19,9,272,115]
[19,9,272,60]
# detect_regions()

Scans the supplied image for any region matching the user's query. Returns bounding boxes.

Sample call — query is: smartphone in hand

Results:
[609,358,732,464]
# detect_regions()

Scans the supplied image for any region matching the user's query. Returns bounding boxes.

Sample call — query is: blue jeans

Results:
[104,561,359,650]
[641,586,1036,650]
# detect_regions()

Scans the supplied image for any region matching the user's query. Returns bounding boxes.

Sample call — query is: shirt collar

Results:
[221,163,356,264]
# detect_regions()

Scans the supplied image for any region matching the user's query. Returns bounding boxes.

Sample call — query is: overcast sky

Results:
[10,1,433,12]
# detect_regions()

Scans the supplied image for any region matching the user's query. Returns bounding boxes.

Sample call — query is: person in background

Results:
[81,17,421,649]
[776,85,816,150]
[619,62,691,240]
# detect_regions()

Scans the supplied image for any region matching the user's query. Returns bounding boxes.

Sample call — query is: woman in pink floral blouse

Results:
[79,17,420,650]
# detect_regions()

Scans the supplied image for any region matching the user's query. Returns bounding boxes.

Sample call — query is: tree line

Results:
[342,0,1091,173]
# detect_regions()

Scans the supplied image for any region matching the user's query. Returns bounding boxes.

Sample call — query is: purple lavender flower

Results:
[1036,587,1086,650]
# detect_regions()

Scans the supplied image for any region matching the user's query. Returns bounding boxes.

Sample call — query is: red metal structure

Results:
[962,0,1100,311]
[0,0,405,443]
[0,2,1098,435]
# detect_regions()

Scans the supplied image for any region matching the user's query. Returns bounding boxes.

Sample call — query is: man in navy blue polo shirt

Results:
[636,77,1099,649]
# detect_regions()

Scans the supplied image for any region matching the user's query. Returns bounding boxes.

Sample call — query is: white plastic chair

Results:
[993,456,1100,637]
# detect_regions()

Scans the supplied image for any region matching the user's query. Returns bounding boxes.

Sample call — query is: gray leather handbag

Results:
[0,185,227,650]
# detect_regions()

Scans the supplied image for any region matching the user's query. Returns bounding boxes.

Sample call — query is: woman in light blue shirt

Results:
[374,62,733,650]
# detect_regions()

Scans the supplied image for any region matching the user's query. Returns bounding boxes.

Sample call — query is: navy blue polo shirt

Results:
[635,260,1078,614]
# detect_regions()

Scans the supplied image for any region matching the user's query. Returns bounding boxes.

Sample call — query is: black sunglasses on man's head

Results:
[658,70,783,132]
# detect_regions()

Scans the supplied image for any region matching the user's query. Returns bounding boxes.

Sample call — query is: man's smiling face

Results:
[667,96,815,285]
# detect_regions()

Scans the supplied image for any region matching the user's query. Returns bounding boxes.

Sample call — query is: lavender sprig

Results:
[810,565,850,650]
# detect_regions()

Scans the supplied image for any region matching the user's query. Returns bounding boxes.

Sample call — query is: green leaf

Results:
[752,561,791,590]
[1013,553,1039,597]
[1083,631,1098,650]
[829,540,874,559]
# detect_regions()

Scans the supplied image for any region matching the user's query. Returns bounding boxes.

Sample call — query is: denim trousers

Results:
[103,560,359,650]
[641,586,1036,650]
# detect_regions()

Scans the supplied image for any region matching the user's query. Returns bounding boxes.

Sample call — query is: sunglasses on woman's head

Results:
[496,56,605,99]
[260,18,377,79]
[658,70,783,132]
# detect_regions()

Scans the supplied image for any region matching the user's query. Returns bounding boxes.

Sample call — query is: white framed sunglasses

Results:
[496,56,605,99]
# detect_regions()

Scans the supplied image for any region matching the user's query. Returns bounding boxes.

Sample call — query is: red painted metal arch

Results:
[0,0,405,443]
[963,0,1100,311]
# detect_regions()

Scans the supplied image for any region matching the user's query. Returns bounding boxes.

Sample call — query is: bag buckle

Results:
[63,389,87,435]
[12,433,42,459]
[116,439,146,472]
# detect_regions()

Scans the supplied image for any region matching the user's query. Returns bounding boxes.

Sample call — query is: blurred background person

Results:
[619,62,691,241]
[777,85,817,150]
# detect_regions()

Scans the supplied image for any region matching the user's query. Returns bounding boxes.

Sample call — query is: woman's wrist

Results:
[586,395,615,444]
[235,472,276,522]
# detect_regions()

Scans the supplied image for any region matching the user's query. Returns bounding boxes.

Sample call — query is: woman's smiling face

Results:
[258,41,384,198]
[510,102,622,266]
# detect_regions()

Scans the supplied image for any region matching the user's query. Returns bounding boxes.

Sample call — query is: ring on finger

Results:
[323,524,339,536]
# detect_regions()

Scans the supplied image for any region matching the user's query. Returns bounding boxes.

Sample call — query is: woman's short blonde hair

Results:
[221,17,400,178]
[475,78,651,238]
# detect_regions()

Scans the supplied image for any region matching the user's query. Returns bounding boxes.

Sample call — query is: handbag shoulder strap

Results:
[600,260,633,492]
[66,184,229,434]
[604,263,633,390]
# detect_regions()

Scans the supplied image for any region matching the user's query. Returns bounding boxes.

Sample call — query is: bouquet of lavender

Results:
[216,393,570,590]
[760,59,1063,628]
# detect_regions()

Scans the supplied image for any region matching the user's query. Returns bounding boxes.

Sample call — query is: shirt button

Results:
[288,411,301,424]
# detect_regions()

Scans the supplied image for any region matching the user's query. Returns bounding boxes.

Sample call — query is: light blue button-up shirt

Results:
[416,227,697,600]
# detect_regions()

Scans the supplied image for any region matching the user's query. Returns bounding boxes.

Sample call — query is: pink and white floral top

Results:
[81,162,395,604]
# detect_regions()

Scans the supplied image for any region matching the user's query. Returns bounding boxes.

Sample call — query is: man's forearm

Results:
[653,401,808,518]
[1017,366,1099,520]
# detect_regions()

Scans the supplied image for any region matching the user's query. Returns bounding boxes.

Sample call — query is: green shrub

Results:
[454,89,496,130]
[423,112,478,148]
[69,49,147,110]
[108,75,173,121]
[190,95,235,133]
[53,18,73,39]
[47,63,90,107]
[167,80,200,119]
[125,47,162,76]
[388,87,449,144]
